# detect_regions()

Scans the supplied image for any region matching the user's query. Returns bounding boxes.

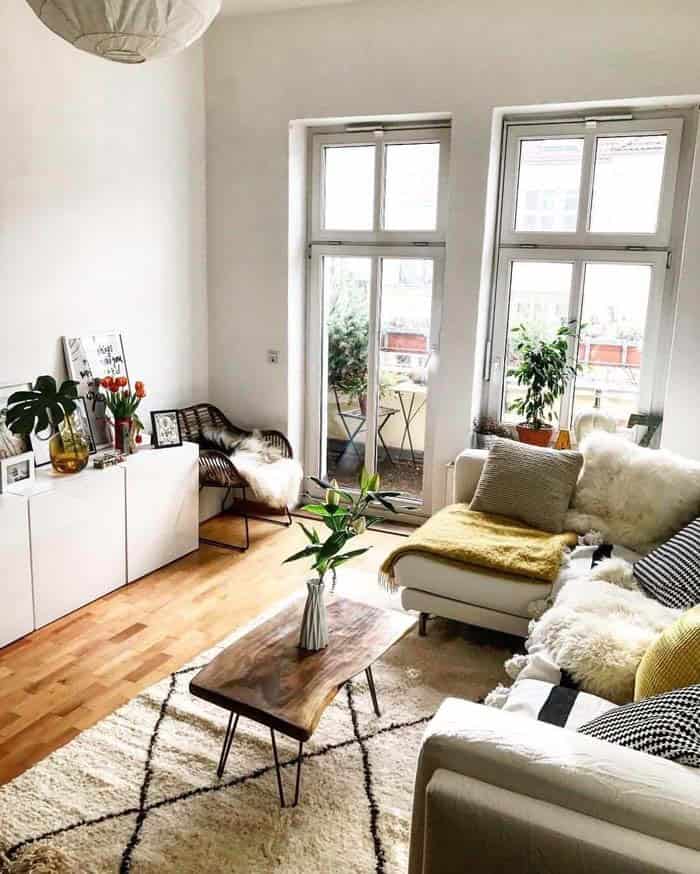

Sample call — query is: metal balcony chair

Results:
[178,403,294,552]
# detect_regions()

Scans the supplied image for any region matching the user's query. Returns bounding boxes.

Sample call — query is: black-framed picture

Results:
[151,410,182,449]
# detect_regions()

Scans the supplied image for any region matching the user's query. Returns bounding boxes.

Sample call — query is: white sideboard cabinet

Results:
[31,465,127,628]
[125,443,199,582]
[1,443,200,644]
[0,493,33,648]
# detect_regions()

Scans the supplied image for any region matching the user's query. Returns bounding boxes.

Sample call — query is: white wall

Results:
[205,0,700,506]
[1,5,208,419]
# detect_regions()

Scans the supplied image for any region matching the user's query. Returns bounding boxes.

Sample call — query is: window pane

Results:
[376,258,434,500]
[572,263,652,434]
[502,261,573,422]
[324,257,371,489]
[384,142,440,230]
[323,145,375,230]
[515,139,584,232]
[589,135,667,233]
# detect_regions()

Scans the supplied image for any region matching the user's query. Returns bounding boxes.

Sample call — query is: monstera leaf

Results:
[6,376,79,435]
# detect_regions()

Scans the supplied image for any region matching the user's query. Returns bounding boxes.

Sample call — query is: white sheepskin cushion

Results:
[232,453,303,509]
[527,577,680,704]
[564,432,700,552]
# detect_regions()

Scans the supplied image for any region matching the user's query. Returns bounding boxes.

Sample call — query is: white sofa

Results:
[403,446,700,873]
[397,448,593,637]
[408,697,700,874]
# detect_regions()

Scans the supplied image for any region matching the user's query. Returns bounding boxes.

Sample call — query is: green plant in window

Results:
[507,322,579,429]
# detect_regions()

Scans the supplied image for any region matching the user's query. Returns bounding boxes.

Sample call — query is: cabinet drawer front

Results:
[30,468,126,628]
[0,496,33,647]
[126,444,198,582]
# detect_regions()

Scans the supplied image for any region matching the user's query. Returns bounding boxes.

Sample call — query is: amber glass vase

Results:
[49,413,90,474]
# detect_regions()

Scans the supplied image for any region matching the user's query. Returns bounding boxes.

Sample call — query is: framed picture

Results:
[0,383,31,460]
[0,451,35,494]
[151,410,182,449]
[73,397,97,454]
[63,332,129,450]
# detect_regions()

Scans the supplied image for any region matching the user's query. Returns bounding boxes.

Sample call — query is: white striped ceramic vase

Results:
[299,579,328,651]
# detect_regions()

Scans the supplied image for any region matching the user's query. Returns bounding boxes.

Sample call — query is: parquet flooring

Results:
[0,515,400,786]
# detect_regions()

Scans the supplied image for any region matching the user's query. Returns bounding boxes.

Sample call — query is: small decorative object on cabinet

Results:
[573,388,616,446]
[0,451,34,494]
[97,376,147,452]
[151,410,182,449]
[6,376,90,474]
[283,468,401,651]
[508,322,579,446]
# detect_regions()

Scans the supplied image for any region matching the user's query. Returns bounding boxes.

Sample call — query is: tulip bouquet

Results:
[284,467,401,588]
[97,376,147,449]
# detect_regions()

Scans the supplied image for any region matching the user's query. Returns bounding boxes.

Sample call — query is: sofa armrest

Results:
[453,448,487,503]
[409,699,700,874]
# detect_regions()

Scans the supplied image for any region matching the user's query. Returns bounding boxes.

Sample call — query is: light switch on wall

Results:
[267,349,280,364]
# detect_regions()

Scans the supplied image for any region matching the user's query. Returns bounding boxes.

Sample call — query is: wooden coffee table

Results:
[190,596,415,807]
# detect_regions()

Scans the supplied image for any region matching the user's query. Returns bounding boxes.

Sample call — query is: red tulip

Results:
[117,376,128,388]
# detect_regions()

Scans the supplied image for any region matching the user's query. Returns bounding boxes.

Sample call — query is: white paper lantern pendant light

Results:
[26,1,221,64]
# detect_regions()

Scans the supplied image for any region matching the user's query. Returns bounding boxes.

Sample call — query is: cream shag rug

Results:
[0,593,510,874]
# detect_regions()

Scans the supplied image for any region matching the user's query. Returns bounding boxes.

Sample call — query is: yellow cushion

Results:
[635,605,700,701]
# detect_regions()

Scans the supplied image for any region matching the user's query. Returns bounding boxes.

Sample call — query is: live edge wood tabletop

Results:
[190,596,416,742]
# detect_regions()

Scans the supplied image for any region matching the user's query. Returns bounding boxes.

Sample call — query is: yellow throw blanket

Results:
[380,505,577,590]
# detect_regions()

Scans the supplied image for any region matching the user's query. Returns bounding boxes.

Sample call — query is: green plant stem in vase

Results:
[6,376,89,474]
[283,468,401,651]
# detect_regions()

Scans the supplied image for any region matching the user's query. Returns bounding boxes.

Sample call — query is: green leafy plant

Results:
[283,468,400,585]
[327,296,369,400]
[507,323,579,430]
[6,376,79,437]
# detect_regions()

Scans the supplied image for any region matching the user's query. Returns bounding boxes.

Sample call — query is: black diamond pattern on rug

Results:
[6,663,432,873]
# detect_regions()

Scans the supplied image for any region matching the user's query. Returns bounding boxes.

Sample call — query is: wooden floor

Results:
[0,514,400,786]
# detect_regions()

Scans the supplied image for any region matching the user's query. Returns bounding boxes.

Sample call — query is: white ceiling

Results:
[220,0,356,16]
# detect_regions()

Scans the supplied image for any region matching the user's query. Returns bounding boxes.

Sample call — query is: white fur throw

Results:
[524,576,680,703]
[202,427,303,509]
[564,432,700,552]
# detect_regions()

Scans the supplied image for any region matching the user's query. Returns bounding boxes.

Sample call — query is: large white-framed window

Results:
[485,115,685,439]
[306,126,450,512]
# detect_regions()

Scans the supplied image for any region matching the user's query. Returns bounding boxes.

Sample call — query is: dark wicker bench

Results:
[178,403,294,551]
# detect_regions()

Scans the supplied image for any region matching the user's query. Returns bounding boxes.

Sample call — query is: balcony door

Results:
[305,127,449,511]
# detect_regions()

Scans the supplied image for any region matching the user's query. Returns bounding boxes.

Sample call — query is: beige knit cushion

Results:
[635,606,700,701]
[470,438,583,533]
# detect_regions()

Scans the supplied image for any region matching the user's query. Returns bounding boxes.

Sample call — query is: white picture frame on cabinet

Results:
[1,450,35,494]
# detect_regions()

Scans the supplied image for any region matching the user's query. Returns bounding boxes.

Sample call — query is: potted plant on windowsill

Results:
[283,468,400,651]
[507,322,579,447]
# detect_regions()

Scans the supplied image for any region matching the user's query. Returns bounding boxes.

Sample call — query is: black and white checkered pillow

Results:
[578,685,700,767]
[634,517,700,609]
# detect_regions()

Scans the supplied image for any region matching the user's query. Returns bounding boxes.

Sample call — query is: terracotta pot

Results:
[516,424,554,447]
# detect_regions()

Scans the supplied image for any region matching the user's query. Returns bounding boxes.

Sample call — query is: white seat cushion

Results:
[395,544,605,618]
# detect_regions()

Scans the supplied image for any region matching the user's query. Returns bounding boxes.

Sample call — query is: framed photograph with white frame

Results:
[0,382,31,460]
[63,331,129,450]
[1,451,35,494]
[150,410,182,449]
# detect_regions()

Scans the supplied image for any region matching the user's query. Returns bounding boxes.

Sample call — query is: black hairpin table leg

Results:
[293,741,304,807]
[217,711,239,778]
[366,665,381,717]
[270,729,287,807]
